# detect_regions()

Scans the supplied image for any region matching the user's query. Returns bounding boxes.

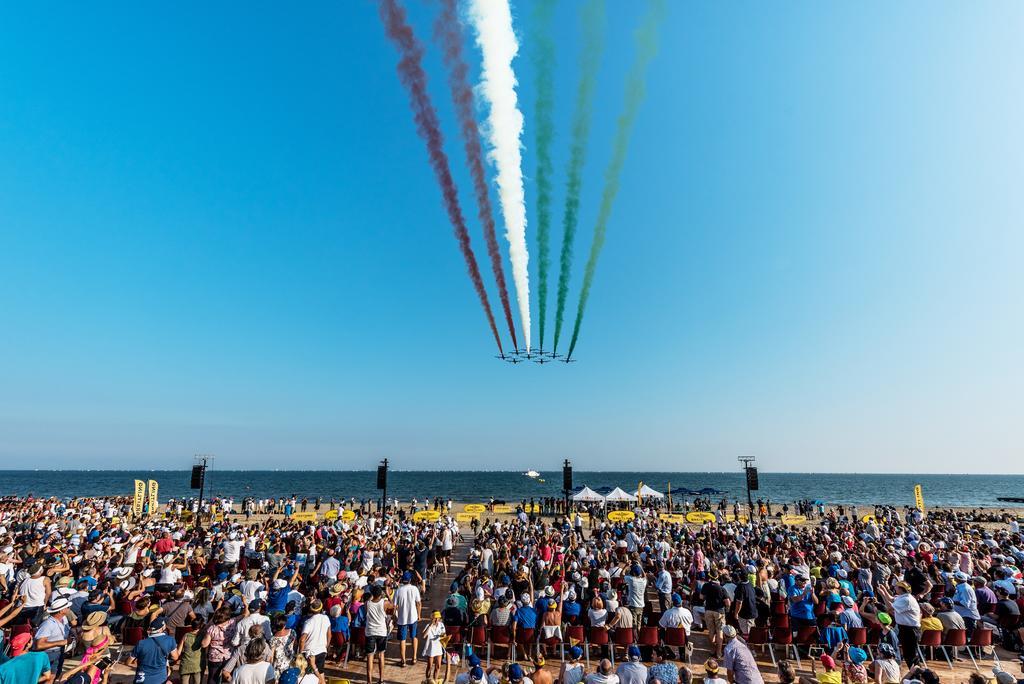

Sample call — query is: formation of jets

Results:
[495,348,577,364]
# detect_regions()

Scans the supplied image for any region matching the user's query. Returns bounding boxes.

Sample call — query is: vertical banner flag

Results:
[914,484,925,514]
[133,480,146,517]
[147,480,159,515]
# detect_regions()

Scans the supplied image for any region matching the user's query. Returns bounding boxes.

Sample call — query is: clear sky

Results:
[1,2,1021,472]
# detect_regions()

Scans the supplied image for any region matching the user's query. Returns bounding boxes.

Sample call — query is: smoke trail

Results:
[552,0,605,353]
[378,0,503,354]
[466,0,531,350]
[434,0,518,351]
[531,0,556,351]
[567,0,665,359]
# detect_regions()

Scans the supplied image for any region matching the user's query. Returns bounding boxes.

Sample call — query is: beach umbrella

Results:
[604,487,638,502]
[636,484,664,499]
[571,486,605,502]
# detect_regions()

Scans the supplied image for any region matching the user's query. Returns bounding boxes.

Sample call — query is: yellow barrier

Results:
[464,504,486,513]
[413,510,441,522]
[324,510,338,520]
[685,511,716,524]
[607,510,635,523]
[342,510,356,521]
[492,505,513,514]
[455,512,479,522]
[658,513,685,523]
[291,511,317,522]
[725,513,749,522]
[780,514,807,525]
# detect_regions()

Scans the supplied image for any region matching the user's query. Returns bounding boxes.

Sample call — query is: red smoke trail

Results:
[435,0,518,351]
[378,0,503,354]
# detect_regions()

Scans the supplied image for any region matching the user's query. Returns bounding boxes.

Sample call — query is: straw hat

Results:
[85,611,108,628]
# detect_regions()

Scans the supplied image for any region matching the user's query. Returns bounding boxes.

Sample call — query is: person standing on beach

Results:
[394,571,421,667]
[364,584,394,684]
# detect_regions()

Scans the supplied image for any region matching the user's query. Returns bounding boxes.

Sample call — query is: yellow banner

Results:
[658,513,685,523]
[491,504,513,514]
[861,514,876,523]
[464,504,486,513]
[607,510,635,523]
[133,480,146,517]
[456,512,479,522]
[780,514,807,526]
[685,511,716,524]
[413,509,441,522]
[914,484,925,514]
[725,513,749,522]
[342,510,355,521]
[522,503,541,513]
[324,510,339,520]
[291,511,317,522]
[147,480,159,514]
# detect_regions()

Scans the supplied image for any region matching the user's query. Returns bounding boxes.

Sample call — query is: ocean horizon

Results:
[1,470,1021,508]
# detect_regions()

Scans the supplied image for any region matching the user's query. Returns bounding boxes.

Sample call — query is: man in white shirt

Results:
[394,571,422,667]
[584,659,619,684]
[299,600,330,672]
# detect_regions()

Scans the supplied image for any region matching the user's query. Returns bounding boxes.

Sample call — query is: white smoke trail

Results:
[467,0,531,350]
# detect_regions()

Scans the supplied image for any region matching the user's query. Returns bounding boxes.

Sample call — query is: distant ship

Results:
[524,470,540,478]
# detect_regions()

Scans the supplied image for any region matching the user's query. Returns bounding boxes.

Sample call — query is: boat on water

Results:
[524,470,540,478]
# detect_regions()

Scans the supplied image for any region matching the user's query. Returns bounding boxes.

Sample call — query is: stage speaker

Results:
[563,464,573,492]
[190,465,205,490]
[377,464,388,490]
[746,467,759,491]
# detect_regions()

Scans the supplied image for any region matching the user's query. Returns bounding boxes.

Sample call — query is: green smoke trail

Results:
[567,0,665,360]
[531,0,556,351]
[552,0,605,353]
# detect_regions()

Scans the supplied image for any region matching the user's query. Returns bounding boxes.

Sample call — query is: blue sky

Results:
[1,2,1021,472]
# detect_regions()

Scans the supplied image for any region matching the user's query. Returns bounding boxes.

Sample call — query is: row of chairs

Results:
[343,624,691,668]
[744,625,996,672]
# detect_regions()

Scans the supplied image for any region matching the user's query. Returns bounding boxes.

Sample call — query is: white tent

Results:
[636,484,665,499]
[572,486,606,502]
[604,487,638,502]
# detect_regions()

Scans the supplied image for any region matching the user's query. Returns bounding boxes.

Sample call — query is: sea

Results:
[0,471,1020,508]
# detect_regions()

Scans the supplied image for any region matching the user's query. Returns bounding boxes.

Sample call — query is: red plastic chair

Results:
[848,626,867,649]
[746,627,775,666]
[794,624,818,650]
[940,629,967,671]
[587,626,610,665]
[611,627,635,664]
[344,625,366,664]
[445,625,463,655]
[638,626,659,649]
[468,625,488,663]
[490,625,513,664]
[918,629,943,666]
[771,614,790,630]
[514,627,536,661]
[123,626,145,647]
[772,627,799,666]
[967,628,995,671]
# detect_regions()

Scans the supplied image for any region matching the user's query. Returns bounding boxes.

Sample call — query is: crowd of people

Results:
[0,493,1023,684]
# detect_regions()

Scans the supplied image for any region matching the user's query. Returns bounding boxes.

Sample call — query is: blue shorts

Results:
[398,623,418,640]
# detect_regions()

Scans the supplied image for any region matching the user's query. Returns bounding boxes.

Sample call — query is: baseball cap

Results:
[849,647,868,665]
[821,654,836,669]
[149,617,167,633]
[468,654,482,667]
[627,645,641,661]
[877,612,892,625]
[569,646,583,660]
[722,625,737,639]
[508,664,525,682]
[993,671,1015,684]
[402,571,413,582]
[10,633,32,657]
[470,667,485,682]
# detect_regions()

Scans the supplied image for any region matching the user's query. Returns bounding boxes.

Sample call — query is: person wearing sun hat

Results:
[34,596,75,674]
[558,646,586,684]
[876,580,922,666]
[702,658,727,684]
[422,610,446,683]
[843,647,869,684]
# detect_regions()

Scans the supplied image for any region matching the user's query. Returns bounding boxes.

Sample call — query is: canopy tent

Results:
[604,487,638,502]
[572,486,606,502]
[636,484,665,499]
